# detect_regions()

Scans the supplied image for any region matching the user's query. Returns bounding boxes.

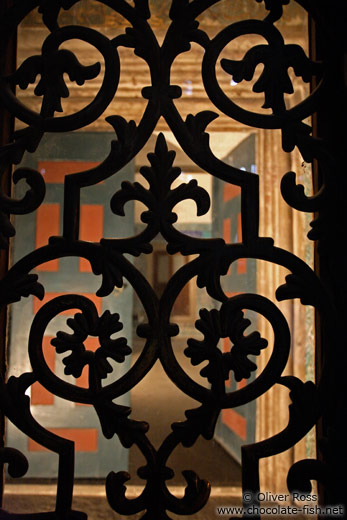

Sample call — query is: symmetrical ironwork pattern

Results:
[0,0,342,518]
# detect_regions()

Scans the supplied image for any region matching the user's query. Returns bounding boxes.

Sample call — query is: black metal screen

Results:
[0,0,344,518]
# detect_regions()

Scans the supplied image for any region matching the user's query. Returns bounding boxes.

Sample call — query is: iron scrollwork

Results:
[0,0,340,518]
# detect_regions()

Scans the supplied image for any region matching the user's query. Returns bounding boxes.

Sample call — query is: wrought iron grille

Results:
[0,0,344,518]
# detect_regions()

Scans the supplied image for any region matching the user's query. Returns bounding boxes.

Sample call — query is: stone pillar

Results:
[255,126,314,493]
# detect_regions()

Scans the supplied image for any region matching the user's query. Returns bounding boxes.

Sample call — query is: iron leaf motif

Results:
[92,247,124,297]
[0,127,44,166]
[112,25,153,63]
[172,403,221,447]
[276,273,321,307]
[221,44,321,113]
[9,49,100,115]
[0,273,44,306]
[107,115,137,156]
[94,399,148,442]
[0,211,15,249]
[255,0,290,23]
[185,111,219,152]
[38,0,80,31]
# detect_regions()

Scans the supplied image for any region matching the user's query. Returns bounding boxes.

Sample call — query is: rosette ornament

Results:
[185,303,268,389]
[51,309,131,383]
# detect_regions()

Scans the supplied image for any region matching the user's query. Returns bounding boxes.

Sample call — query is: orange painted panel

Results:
[237,213,243,242]
[31,336,55,405]
[223,184,241,202]
[237,259,247,273]
[36,204,60,271]
[226,291,241,298]
[223,218,231,244]
[79,205,104,272]
[222,339,246,389]
[34,292,102,315]
[28,428,98,452]
[222,337,230,353]
[221,409,247,440]
[38,161,100,184]
[237,213,247,274]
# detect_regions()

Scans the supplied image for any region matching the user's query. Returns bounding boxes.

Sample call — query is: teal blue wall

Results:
[7,132,134,478]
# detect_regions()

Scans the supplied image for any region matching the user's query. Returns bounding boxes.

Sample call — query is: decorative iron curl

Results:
[0,126,45,248]
[241,376,320,515]
[0,447,28,479]
[1,25,119,129]
[202,19,324,127]
[161,288,291,409]
[27,287,158,406]
[106,430,211,518]
[2,372,85,518]
[287,458,328,496]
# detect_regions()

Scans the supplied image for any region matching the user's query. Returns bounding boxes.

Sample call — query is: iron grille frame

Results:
[0,0,346,518]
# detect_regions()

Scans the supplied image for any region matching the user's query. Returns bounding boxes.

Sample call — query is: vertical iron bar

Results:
[310,5,347,513]
[0,0,16,505]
